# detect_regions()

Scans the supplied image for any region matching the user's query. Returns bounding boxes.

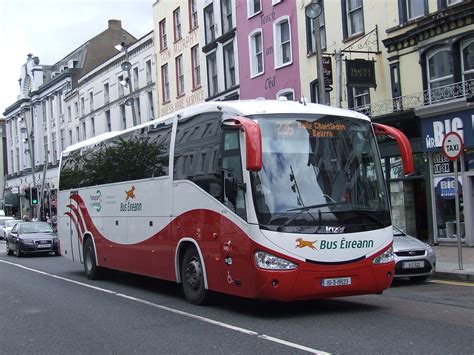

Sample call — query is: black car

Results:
[6,221,60,257]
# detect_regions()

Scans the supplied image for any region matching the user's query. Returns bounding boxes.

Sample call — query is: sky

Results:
[0,0,155,116]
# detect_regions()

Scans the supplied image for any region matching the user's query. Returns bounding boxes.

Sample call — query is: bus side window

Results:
[222,131,246,220]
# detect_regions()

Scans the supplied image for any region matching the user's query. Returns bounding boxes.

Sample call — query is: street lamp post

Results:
[20,107,37,220]
[116,39,138,126]
[305,1,326,105]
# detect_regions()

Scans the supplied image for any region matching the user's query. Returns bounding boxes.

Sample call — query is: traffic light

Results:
[30,187,39,205]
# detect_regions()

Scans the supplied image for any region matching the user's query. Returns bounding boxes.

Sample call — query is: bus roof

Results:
[62,99,370,155]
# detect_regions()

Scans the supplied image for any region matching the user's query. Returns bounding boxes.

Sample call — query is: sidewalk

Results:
[432,245,474,282]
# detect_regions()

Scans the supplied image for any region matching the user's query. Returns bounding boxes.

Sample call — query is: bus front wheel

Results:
[180,247,207,305]
[83,238,102,280]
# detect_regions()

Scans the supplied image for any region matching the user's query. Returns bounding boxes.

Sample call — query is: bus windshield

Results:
[249,114,390,234]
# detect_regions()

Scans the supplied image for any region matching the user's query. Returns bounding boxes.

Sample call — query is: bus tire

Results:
[180,247,207,305]
[83,238,102,280]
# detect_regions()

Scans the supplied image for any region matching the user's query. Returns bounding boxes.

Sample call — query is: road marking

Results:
[429,279,474,287]
[0,260,329,355]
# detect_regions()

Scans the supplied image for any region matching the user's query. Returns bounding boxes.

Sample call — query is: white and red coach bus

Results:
[57,99,414,304]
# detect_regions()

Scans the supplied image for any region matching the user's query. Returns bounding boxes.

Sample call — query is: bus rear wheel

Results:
[83,238,102,280]
[180,247,207,305]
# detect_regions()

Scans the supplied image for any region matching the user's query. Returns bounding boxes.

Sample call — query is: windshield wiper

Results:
[277,202,346,232]
[330,209,386,227]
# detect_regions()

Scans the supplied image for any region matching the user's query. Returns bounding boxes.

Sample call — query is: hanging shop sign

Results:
[322,56,333,86]
[345,59,376,88]
[422,109,474,151]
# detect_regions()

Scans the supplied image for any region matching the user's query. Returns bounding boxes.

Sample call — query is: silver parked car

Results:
[393,226,436,282]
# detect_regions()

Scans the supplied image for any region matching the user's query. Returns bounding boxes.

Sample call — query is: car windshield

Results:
[5,220,20,228]
[20,222,54,234]
[249,114,390,234]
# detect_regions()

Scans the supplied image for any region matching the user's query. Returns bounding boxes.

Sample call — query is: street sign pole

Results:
[442,131,464,270]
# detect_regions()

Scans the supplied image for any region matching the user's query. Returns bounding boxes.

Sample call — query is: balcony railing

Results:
[351,79,474,118]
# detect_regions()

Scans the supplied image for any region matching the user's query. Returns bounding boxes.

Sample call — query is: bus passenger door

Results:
[220,130,251,297]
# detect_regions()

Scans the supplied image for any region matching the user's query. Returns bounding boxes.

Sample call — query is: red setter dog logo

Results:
[295,238,317,250]
[125,186,136,201]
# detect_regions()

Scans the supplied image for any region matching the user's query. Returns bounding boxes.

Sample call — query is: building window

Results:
[462,39,474,81]
[399,0,427,24]
[447,0,462,6]
[104,83,110,104]
[133,66,139,90]
[89,91,94,112]
[343,0,364,38]
[161,64,170,102]
[189,0,198,30]
[81,121,86,140]
[67,106,72,122]
[352,87,370,112]
[249,29,264,77]
[207,52,218,97]
[176,55,184,96]
[276,89,294,100]
[105,110,111,132]
[60,129,65,153]
[43,136,48,164]
[173,7,182,41]
[120,104,126,130]
[305,2,326,54]
[147,91,155,120]
[427,47,454,91]
[204,4,215,44]
[118,75,124,97]
[248,0,261,18]
[74,102,78,118]
[146,60,152,85]
[224,42,236,89]
[91,116,95,136]
[191,45,201,89]
[76,126,80,142]
[274,17,292,68]
[135,97,141,125]
[68,129,73,145]
[80,97,85,116]
[159,19,167,50]
[221,0,233,34]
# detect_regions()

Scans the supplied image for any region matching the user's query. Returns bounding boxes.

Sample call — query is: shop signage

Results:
[345,59,376,88]
[322,56,333,86]
[422,109,474,151]
[434,177,461,200]
[432,153,452,174]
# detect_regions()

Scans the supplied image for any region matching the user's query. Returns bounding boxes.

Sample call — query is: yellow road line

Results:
[430,279,474,287]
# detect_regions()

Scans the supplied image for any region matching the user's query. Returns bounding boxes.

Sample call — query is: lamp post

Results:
[305,1,326,105]
[20,107,37,220]
[115,39,138,126]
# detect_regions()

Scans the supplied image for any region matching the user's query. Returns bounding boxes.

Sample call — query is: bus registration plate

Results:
[321,277,352,287]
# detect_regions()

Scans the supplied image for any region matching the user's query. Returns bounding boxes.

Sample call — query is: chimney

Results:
[108,19,122,30]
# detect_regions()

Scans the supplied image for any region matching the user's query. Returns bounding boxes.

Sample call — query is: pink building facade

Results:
[236,0,301,100]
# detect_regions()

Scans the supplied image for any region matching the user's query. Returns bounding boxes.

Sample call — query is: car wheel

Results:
[180,247,208,305]
[6,241,13,256]
[409,275,429,283]
[83,238,102,280]
[16,243,22,257]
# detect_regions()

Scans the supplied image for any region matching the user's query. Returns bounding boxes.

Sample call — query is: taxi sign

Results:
[442,131,463,161]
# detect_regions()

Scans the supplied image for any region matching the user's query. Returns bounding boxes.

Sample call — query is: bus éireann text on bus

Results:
[57,99,414,305]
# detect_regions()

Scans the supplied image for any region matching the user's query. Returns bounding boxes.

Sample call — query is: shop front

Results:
[421,107,474,246]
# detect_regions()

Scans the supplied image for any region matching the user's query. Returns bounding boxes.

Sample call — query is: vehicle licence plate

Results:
[402,260,425,269]
[37,244,51,249]
[321,277,352,287]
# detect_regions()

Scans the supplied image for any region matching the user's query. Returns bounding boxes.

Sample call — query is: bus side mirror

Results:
[222,117,262,171]
[373,122,414,176]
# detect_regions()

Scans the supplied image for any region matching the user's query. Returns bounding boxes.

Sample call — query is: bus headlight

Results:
[255,251,297,270]
[372,246,394,264]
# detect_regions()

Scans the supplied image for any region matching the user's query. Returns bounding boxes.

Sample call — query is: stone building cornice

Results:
[383,2,474,53]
